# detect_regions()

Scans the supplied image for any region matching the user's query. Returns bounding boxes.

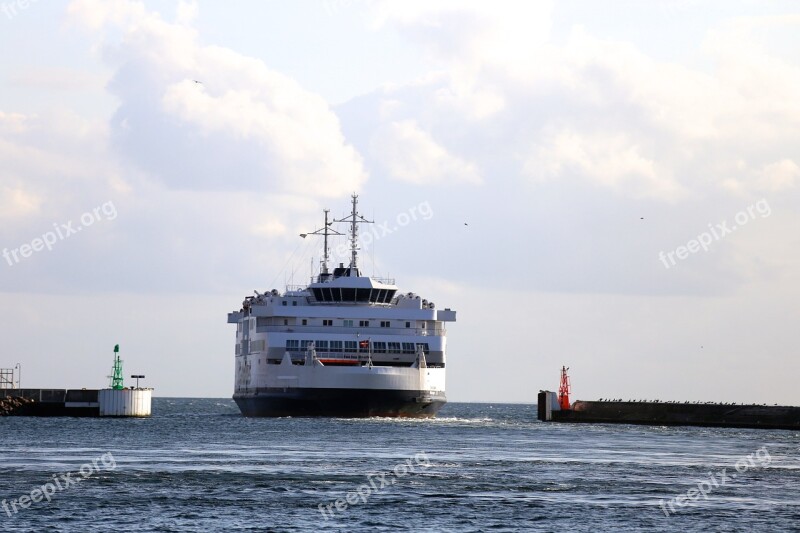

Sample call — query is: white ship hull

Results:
[234,355,446,417]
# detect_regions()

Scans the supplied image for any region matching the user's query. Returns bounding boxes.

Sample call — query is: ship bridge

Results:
[309,265,398,304]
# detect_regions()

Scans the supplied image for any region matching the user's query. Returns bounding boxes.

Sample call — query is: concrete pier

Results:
[0,388,152,417]
[538,391,800,430]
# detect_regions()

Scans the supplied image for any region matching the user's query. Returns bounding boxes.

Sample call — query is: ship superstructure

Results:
[228,195,456,417]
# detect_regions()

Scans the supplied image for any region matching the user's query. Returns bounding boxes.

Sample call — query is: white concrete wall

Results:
[99,388,152,417]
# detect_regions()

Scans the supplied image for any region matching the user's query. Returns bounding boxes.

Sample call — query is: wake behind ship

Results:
[227,195,456,417]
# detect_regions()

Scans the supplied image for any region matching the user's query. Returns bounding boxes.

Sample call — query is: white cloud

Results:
[756,159,799,192]
[0,185,41,218]
[67,0,367,197]
[359,6,800,205]
[372,119,481,185]
[526,130,687,200]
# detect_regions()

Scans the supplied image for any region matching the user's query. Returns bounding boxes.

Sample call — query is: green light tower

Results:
[110,344,124,390]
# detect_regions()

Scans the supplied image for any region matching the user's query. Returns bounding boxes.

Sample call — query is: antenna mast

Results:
[301,209,343,277]
[334,194,373,269]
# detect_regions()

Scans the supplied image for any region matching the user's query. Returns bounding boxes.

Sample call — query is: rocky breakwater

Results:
[0,395,35,416]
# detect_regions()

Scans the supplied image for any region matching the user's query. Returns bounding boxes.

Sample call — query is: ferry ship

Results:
[227,195,456,417]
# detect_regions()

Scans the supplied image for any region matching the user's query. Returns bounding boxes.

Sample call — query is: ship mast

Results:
[334,194,373,269]
[301,209,343,277]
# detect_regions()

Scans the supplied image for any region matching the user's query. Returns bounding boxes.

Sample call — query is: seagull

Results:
[193,80,202,84]
[299,234,307,238]
[464,223,469,226]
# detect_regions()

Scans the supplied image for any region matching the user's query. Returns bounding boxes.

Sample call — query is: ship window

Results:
[388,342,401,354]
[402,342,415,354]
[355,289,370,302]
[284,319,289,326]
[301,340,313,350]
[292,301,297,306]
[330,341,343,353]
[286,340,300,351]
[380,321,390,328]
[415,343,430,355]
[344,341,357,352]
[373,342,387,353]
[342,288,355,301]
[315,340,328,352]
[405,322,411,328]
[323,319,333,326]
[302,319,307,326]
[282,301,287,306]
[343,319,354,327]
[359,320,369,327]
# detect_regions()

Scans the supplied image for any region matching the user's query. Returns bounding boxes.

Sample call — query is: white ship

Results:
[227,195,456,417]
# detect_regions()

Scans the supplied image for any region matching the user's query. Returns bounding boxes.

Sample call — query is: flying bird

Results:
[193,80,203,84]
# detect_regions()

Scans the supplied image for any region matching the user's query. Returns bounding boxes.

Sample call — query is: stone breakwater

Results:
[0,396,34,416]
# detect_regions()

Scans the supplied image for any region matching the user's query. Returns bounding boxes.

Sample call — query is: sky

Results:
[1,0,799,403]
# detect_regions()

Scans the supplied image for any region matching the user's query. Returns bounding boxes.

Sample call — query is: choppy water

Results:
[0,399,798,531]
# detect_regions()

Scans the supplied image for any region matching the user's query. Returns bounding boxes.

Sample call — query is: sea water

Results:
[0,399,797,531]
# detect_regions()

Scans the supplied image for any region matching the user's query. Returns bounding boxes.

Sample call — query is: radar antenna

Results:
[301,209,343,279]
[334,194,373,269]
